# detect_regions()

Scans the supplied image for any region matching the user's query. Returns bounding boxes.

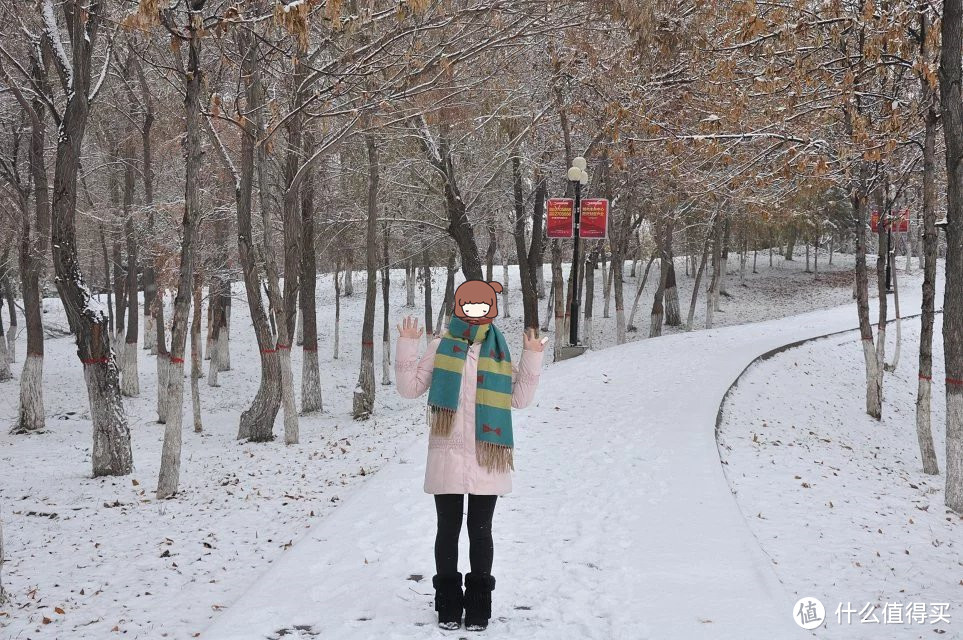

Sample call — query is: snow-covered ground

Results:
[0,250,935,639]
[718,316,961,639]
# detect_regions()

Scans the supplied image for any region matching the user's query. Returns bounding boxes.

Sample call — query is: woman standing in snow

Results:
[395,279,546,631]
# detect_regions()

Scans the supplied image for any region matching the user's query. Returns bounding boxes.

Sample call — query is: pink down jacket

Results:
[395,335,544,496]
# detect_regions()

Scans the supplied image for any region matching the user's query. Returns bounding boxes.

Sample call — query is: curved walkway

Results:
[203,291,926,640]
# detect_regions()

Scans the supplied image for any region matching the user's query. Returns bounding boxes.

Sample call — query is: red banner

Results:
[579,199,609,239]
[547,198,574,238]
[871,209,910,233]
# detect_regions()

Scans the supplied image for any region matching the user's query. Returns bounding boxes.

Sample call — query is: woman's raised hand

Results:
[523,327,548,352]
[397,315,424,339]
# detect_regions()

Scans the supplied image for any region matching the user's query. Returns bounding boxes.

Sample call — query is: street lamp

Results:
[568,157,589,347]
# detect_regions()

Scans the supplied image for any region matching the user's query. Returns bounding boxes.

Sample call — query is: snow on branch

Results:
[42,0,73,90]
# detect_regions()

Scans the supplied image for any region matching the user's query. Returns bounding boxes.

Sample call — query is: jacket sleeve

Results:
[395,336,440,399]
[511,348,544,409]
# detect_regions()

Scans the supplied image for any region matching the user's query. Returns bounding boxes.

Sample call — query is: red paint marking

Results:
[361,340,373,347]
[261,348,277,354]
[276,344,290,351]
[452,345,462,353]
[919,373,932,381]
[477,374,484,383]
[170,357,185,364]
[947,377,963,387]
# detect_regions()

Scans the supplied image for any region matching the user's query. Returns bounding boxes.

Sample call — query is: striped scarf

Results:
[428,315,514,473]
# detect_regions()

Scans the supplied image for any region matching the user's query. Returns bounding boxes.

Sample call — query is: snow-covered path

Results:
[203,288,933,640]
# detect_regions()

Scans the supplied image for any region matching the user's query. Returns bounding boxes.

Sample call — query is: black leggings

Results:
[434,494,497,576]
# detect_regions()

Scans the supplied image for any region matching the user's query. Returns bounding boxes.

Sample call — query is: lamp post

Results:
[567,157,589,346]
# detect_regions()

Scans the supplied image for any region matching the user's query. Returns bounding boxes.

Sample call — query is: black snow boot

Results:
[432,572,464,630]
[463,572,496,631]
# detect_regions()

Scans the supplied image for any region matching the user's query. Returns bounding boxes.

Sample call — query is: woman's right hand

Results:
[397,315,424,340]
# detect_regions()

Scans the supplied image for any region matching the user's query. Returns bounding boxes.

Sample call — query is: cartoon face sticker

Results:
[453,280,503,321]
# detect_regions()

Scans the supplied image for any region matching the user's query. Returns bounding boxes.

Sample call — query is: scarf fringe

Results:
[476,441,515,474]
[428,406,456,437]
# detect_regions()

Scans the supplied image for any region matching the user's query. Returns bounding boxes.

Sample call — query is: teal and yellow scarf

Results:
[428,315,514,473]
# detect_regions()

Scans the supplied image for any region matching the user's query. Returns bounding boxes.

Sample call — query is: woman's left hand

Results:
[522,328,548,352]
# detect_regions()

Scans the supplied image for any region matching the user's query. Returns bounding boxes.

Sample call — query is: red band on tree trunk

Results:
[277,344,290,351]
[947,377,963,387]
[361,340,373,347]
[919,373,932,381]
[261,348,276,354]
[170,357,185,364]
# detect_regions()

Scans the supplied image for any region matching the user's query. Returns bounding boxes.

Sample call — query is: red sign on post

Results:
[547,198,574,238]
[579,199,609,239]
[871,209,910,233]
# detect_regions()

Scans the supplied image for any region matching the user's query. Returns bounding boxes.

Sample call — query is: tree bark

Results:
[939,0,963,513]
[916,15,940,474]
[121,128,139,398]
[49,0,132,477]
[353,135,379,419]
[14,56,50,433]
[422,248,433,335]
[300,135,322,413]
[381,219,392,386]
[157,12,206,499]
[190,275,203,433]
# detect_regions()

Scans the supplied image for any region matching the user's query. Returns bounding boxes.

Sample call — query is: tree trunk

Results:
[300,135,322,413]
[405,258,416,307]
[121,132,139,398]
[550,240,566,355]
[436,249,457,336]
[50,0,132,477]
[485,226,496,282]
[584,245,598,348]
[687,223,712,330]
[706,215,723,329]
[353,135,379,419]
[422,248,433,336]
[381,219,392,386]
[156,293,170,424]
[939,0,963,512]
[512,156,542,329]
[190,275,203,433]
[916,34,940,474]
[157,18,205,499]
[14,71,50,433]
[233,23,281,442]
[334,264,342,360]
[852,170,882,420]
[627,254,656,332]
